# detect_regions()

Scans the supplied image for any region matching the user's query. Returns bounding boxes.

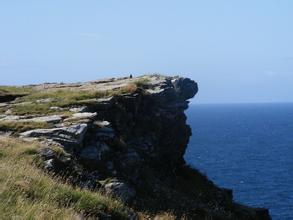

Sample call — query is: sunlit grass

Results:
[0,86,33,96]
[0,120,50,132]
[0,137,129,219]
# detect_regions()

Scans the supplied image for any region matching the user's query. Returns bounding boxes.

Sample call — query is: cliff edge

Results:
[0,75,270,219]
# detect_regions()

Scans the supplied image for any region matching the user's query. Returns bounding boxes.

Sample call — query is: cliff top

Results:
[0,75,270,220]
[0,74,197,134]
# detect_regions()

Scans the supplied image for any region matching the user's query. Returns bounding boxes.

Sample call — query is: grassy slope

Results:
[0,137,129,219]
[0,121,50,132]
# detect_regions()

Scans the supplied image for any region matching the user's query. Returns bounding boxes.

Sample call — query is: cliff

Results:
[0,75,270,219]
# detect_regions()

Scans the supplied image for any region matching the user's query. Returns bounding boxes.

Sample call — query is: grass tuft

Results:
[0,120,50,132]
[133,78,150,88]
[0,137,129,219]
[0,86,33,96]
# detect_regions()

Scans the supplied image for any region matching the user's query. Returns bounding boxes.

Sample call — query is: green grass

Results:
[21,89,103,104]
[133,78,151,88]
[0,86,33,96]
[0,137,129,219]
[0,120,50,132]
[9,85,139,116]
[9,103,54,116]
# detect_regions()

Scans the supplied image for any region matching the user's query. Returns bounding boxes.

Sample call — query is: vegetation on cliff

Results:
[0,137,129,219]
[0,75,270,219]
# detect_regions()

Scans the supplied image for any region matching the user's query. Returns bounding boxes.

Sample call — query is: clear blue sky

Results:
[1,0,292,103]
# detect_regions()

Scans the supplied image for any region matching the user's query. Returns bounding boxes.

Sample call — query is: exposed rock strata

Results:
[0,75,270,219]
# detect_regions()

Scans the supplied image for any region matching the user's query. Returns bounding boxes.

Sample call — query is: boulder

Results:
[104,181,135,203]
[96,127,115,141]
[80,142,110,169]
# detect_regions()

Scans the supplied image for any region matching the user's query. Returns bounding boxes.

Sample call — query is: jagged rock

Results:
[172,77,198,100]
[20,124,88,148]
[69,106,88,113]
[39,148,55,160]
[80,142,110,169]
[4,109,12,115]
[104,181,136,203]
[3,75,270,219]
[0,103,8,107]
[95,120,111,127]
[80,146,99,160]
[0,115,25,121]
[44,159,54,170]
[0,115,62,124]
[106,161,117,175]
[65,112,97,121]
[119,149,142,168]
[28,115,62,123]
[39,147,73,173]
[96,127,115,141]
[50,106,65,111]
[36,98,56,103]
[94,97,113,110]
[0,93,25,102]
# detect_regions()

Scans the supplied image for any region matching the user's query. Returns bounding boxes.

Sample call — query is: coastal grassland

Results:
[20,85,139,105]
[133,78,151,87]
[0,137,129,219]
[9,84,139,116]
[0,120,50,132]
[0,86,33,96]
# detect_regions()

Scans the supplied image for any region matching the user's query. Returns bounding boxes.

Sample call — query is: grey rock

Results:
[69,106,88,113]
[4,109,12,115]
[0,103,8,107]
[50,106,65,111]
[119,149,142,167]
[0,115,61,124]
[0,115,22,121]
[44,159,54,169]
[96,127,115,141]
[36,98,56,103]
[80,142,110,168]
[39,148,55,159]
[104,181,135,203]
[172,77,198,100]
[20,124,88,148]
[95,120,110,127]
[94,97,113,110]
[106,161,117,175]
[28,115,62,124]
[80,146,99,160]
[65,112,97,121]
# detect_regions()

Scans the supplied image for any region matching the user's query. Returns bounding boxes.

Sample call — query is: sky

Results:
[0,0,292,103]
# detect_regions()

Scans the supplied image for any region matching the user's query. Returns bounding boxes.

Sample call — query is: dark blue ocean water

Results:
[185,103,293,220]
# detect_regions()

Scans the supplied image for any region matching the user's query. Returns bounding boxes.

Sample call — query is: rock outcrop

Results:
[0,75,270,219]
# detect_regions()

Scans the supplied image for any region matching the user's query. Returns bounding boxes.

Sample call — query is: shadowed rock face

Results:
[0,94,25,103]
[0,75,270,219]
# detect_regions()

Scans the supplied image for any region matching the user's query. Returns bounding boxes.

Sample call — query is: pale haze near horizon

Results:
[0,0,292,103]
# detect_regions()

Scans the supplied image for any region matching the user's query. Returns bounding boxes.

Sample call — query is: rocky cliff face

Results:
[0,75,270,219]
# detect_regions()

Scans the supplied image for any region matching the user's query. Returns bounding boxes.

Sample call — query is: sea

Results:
[185,103,293,220]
